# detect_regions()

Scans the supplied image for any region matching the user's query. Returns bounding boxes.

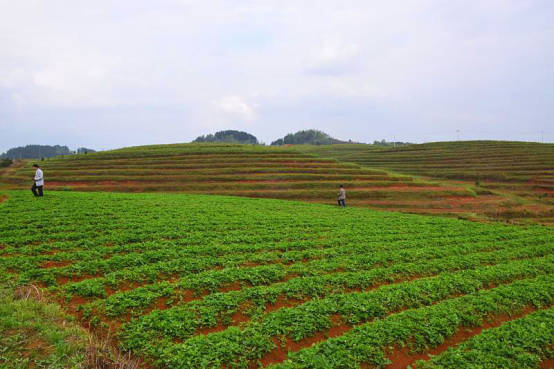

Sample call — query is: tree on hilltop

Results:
[193,130,259,144]
[270,129,347,145]
[0,145,72,159]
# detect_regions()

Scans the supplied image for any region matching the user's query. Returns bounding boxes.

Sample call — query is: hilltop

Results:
[192,130,258,144]
[271,129,347,146]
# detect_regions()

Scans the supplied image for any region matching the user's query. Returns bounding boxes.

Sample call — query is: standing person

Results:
[337,184,346,207]
[31,164,44,197]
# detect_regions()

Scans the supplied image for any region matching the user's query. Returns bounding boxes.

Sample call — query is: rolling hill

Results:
[1,141,552,223]
[300,141,554,224]
[0,143,489,218]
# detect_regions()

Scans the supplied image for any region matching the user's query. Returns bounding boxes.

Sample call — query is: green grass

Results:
[0,190,552,368]
[0,279,87,369]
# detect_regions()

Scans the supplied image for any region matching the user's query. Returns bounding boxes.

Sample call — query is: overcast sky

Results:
[1,0,553,152]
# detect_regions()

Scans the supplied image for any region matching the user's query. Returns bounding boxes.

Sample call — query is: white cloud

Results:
[215,96,256,121]
[306,40,361,75]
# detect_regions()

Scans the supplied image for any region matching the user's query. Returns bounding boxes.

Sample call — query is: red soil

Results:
[219,281,243,293]
[56,273,103,286]
[196,325,227,336]
[0,194,8,203]
[40,260,72,269]
[139,290,199,318]
[195,307,251,337]
[105,281,144,296]
[265,295,309,313]
[539,358,554,369]
[260,315,349,366]
[384,306,537,369]
[230,310,250,325]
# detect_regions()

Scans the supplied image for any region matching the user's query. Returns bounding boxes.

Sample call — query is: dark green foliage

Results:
[372,139,412,146]
[193,130,259,144]
[271,130,347,146]
[76,147,95,154]
[1,145,72,159]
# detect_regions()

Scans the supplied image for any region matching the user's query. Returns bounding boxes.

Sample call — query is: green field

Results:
[1,190,552,368]
[300,141,554,185]
[4,142,553,224]
[300,141,554,223]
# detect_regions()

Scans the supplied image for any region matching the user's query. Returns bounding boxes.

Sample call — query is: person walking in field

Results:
[337,184,346,207]
[31,164,44,197]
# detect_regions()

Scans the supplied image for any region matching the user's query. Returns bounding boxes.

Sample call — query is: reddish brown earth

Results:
[265,295,309,313]
[40,260,73,269]
[56,273,103,286]
[219,281,243,293]
[384,306,537,369]
[0,194,8,202]
[539,358,554,369]
[260,315,349,366]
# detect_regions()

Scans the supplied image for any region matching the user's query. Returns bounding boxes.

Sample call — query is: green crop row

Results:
[115,251,553,349]
[127,275,553,369]
[62,235,552,299]
[415,307,554,369]
[114,247,553,348]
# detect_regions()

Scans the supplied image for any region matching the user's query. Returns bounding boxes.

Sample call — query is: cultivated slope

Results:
[302,141,554,184]
[1,143,485,218]
[300,141,554,223]
[1,191,552,369]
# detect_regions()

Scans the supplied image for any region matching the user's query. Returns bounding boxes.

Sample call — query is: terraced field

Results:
[0,143,518,222]
[1,191,553,368]
[301,141,554,223]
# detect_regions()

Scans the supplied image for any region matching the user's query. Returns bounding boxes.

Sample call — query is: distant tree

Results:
[193,130,259,144]
[77,147,96,154]
[372,140,412,147]
[270,130,347,145]
[0,145,72,159]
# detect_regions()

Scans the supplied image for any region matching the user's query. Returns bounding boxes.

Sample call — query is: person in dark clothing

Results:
[31,164,44,197]
[337,184,346,207]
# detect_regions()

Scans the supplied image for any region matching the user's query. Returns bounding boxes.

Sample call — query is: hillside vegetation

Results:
[271,129,347,145]
[0,143,504,220]
[2,141,553,223]
[0,191,552,369]
[300,141,554,223]
[193,130,259,144]
[302,141,554,184]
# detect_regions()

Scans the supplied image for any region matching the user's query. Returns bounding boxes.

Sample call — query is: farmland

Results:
[301,141,554,223]
[2,142,551,223]
[1,190,553,368]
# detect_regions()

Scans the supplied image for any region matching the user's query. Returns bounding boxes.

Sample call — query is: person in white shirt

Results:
[337,184,346,207]
[31,164,44,197]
